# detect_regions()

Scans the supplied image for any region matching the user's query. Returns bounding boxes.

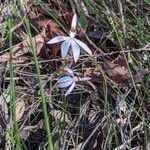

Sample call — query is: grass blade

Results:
[8,17,22,150]
[23,16,53,150]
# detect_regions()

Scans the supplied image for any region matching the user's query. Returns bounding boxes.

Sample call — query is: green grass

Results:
[23,16,53,150]
[0,0,150,149]
[8,17,22,150]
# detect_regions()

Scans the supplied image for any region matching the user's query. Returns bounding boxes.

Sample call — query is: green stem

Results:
[8,18,22,150]
[23,16,53,150]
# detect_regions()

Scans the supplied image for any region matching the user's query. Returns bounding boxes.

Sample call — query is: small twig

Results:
[61,99,90,150]
[12,46,150,66]
[80,116,107,150]
[117,0,126,38]
[79,25,104,55]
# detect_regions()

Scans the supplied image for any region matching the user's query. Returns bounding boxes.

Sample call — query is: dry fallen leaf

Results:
[0,30,45,63]
[103,57,130,87]
[70,142,82,150]
[50,109,69,123]
[16,100,25,121]
[32,17,66,57]
[84,68,102,78]
[36,19,64,35]
[104,59,128,77]
[134,68,150,83]
[83,69,102,90]
[21,120,43,140]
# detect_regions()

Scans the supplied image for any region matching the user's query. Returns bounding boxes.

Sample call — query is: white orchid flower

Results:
[57,67,91,96]
[47,14,92,63]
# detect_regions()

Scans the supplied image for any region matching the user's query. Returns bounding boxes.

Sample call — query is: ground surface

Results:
[0,0,150,150]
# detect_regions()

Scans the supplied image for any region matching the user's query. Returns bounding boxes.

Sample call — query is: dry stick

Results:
[79,26,104,55]
[68,0,76,14]
[103,123,115,150]
[61,99,90,150]
[117,0,126,38]
[117,0,133,63]
[0,94,11,150]
[80,116,107,150]
[126,0,137,7]
[11,46,150,66]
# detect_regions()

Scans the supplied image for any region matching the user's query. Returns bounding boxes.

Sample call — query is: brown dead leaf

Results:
[33,18,65,57]
[50,109,69,123]
[134,68,150,83]
[0,30,45,63]
[71,142,82,150]
[104,59,128,77]
[103,58,130,85]
[83,69,102,90]
[86,81,97,91]
[21,120,43,140]
[84,68,102,78]
[36,19,64,35]
[16,100,25,122]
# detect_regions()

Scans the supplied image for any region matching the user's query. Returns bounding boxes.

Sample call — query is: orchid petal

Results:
[64,67,74,76]
[71,13,77,29]
[61,40,71,59]
[47,36,69,44]
[57,76,72,83]
[79,77,92,81]
[57,76,73,88]
[75,39,92,55]
[71,39,80,63]
[65,81,75,96]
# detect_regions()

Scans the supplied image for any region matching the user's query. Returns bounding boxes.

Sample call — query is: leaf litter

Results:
[0,0,150,149]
